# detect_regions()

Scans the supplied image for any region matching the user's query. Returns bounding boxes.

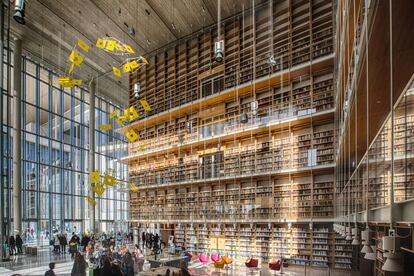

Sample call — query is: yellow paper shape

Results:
[123,62,132,73]
[125,128,139,142]
[68,50,84,67]
[71,79,83,86]
[124,44,135,54]
[68,63,75,75]
[116,115,127,126]
[106,40,117,51]
[115,43,124,52]
[139,56,149,64]
[96,38,107,49]
[138,145,146,151]
[77,39,90,53]
[86,196,96,206]
[129,60,139,71]
[113,67,121,77]
[124,106,139,122]
[92,184,105,196]
[129,183,138,193]
[90,171,100,183]
[139,99,152,111]
[58,76,70,86]
[99,124,112,131]
[109,110,118,120]
[103,175,116,187]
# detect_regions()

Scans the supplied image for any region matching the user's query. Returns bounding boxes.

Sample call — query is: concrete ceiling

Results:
[9,0,265,107]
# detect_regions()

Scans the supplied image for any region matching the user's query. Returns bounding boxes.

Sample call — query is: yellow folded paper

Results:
[116,115,127,126]
[92,184,105,196]
[96,38,107,49]
[137,145,146,151]
[77,39,90,53]
[68,50,84,67]
[123,62,132,73]
[103,175,116,186]
[99,124,112,131]
[115,42,124,52]
[125,128,139,143]
[129,183,138,193]
[124,44,135,54]
[129,60,139,70]
[90,171,100,183]
[86,196,96,206]
[58,76,83,88]
[109,110,118,120]
[138,56,149,64]
[106,40,117,51]
[113,67,121,77]
[139,99,152,111]
[124,106,139,122]
[68,63,75,75]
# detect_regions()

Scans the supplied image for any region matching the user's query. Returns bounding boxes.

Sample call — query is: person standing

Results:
[70,252,87,276]
[141,231,146,248]
[15,234,23,254]
[60,234,67,254]
[9,236,16,255]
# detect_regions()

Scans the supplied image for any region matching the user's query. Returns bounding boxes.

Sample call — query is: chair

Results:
[245,258,259,268]
[269,259,281,271]
[214,259,225,269]
[222,255,233,265]
[211,253,221,262]
[198,253,209,265]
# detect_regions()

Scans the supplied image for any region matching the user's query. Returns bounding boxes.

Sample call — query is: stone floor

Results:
[0,248,360,276]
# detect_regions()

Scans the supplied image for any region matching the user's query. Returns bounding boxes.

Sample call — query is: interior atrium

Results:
[0,0,414,275]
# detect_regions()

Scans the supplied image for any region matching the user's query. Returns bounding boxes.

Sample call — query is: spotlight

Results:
[214,40,224,63]
[133,82,140,99]
[14,0,26,25]
[268,55,278,67]
[364,246,376,260]
[382,235,403,272]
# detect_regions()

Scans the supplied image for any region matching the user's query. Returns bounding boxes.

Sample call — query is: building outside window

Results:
[1,55,129,245]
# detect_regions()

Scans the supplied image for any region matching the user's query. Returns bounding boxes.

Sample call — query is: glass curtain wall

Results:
[2,55,128,245]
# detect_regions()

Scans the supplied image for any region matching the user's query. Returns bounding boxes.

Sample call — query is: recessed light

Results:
[171,23,176,30]
[376,100,381,104]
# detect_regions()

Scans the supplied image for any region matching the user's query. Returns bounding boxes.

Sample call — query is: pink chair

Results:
[199,253,209,265]
[211,253,221,262]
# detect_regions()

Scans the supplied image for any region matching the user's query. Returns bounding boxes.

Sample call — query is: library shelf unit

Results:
[164,222,354,269]
[127,0,339,271]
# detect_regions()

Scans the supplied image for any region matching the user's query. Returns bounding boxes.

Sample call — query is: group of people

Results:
[141,232,162,254]
[7,235,24,255]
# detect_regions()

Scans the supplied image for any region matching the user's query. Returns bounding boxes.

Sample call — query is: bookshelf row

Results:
[128,70,334,157]
[128,121,334,188]
[129,172,334,221]
[170,222,352,270]
[337,91,414,210]
[129,0,334,119]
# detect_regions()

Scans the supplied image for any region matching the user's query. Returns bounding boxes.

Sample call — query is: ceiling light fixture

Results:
[171,23,176,30]
[13,0,26,25]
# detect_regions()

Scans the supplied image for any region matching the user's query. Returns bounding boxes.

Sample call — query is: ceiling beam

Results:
[144,0,178,40]
[88,0,147,54]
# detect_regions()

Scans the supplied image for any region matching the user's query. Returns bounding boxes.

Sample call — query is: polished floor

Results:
[0,248,359,276]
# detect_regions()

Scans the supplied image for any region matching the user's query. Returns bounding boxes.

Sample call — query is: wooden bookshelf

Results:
[128,0,338,271]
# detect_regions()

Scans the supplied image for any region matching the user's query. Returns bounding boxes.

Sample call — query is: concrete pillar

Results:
[0,1,5,260]
[12,38,22,235]
[89,80,96,232]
